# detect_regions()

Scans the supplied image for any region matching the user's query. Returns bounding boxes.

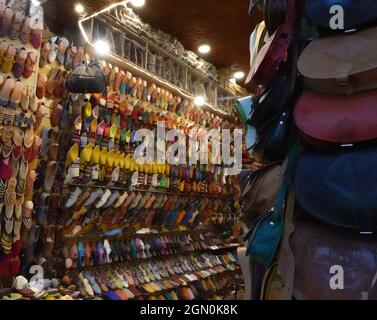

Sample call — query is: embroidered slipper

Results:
[66,143,79,166]
[8,79,23,109]
[63,45,74,70]
[46,68,60,97]
[0,40,8,65]
[50,101,63,128]
[39,40,51,68]
[1,44,16,74]
[54,70,67,98]
[30,18,42,49]
[9,11,24,40]
[21,200,33,231]
[43,161,58,192]
[11,47,27,78]
[20,85,29,111]
[22,51,36,79]
[36,72,47,99]
[34,102,47,130]
[0,77,14,106]
[0,7,13,38]
[20,16,31,44]
[56,37,69,65]
[12,126,23,148]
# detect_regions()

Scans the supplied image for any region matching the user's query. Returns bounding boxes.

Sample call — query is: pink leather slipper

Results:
[22,51,36,79]
[12,48,27,79]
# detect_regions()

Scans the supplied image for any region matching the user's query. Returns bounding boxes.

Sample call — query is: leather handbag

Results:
[253,110,293,164]
[305,0,377,30]
[295,146,377,231]
[291,220,377,300]
[248,0,286,36]
[298,26,377,95]
[240,160,288,218]
[295,90,377,145]
[248,21,269,79]
[66,60,106,94]
[246,0,296,88]
[243,141,297,267]
[236,96,255,124]
[263,0,287,36]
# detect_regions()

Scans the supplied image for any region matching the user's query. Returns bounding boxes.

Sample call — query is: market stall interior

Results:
[2,0,377,301]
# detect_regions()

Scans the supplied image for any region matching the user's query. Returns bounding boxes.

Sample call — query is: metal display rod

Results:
[78,1,243,122]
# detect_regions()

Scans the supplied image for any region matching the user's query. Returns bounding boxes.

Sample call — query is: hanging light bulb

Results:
[94,40,110,55]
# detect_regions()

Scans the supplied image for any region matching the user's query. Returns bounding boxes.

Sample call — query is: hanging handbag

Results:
[248,0,286,36]
[242,141,297,267]
[294,89,377,145]
[66,59,106,94]
[305,0,377,30]
[246,0,296,88]
[298,26,377,95]
[295,146,377,231]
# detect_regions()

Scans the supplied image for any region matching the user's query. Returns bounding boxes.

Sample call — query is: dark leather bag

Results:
[246,0,296,88]
[248,0,286,36]
[264,0,287,36]
[298,26,377,94]
[295,90,377,145]
[66,60,106,94]
[291,220,377,300]
[305,0,377,30]
[295,146,377,231]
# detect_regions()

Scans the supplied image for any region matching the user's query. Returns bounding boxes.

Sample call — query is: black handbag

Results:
[66,60,106,94]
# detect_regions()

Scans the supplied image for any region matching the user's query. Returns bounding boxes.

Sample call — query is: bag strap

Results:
[283,0,296,32]
[270,138,298,221]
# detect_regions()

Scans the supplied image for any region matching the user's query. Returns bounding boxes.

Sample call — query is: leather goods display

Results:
[245,0,295,88]
[295,146,377,231]
[294,90,377,145]
[66,60,106,93]
[298,26,377,94]
[291,220,377,300]
[305,0,377,30]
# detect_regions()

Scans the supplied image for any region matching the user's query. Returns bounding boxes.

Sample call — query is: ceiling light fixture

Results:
[94,40,110,55]
[194,96,205,106]
[75,3,85,14]
[233,71,245,80]
[130,0,145,7]
[198,44,211,54]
